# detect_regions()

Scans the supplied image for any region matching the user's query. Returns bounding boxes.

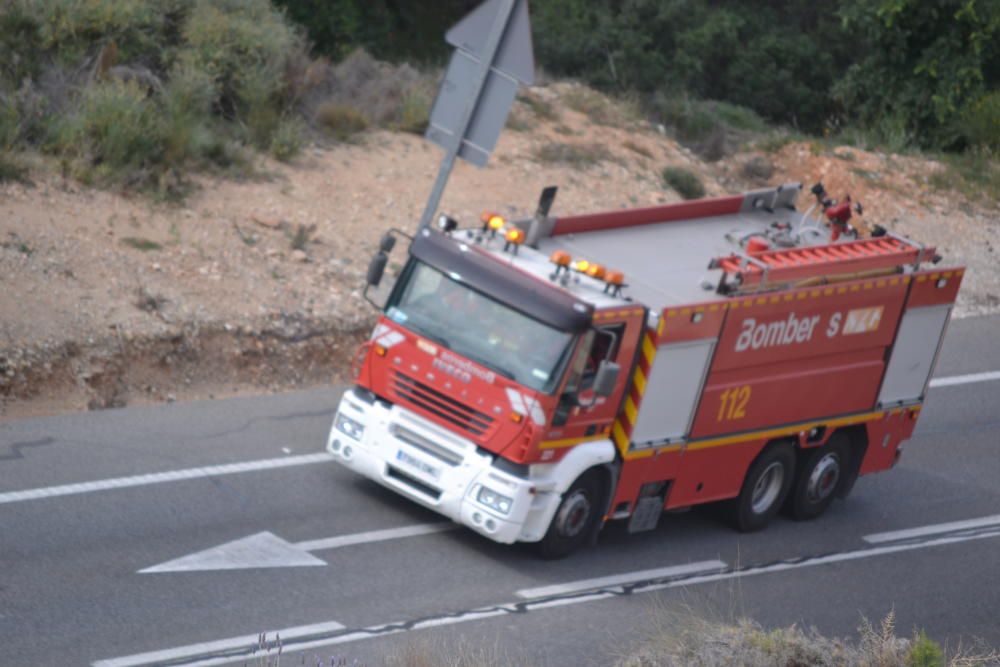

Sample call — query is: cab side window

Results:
[581,325,624,389]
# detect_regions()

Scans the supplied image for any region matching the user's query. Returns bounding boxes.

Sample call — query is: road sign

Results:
[418,0,535,230]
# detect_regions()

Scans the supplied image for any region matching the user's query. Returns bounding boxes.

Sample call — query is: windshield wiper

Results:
[460,350,515,381]
[416,328,451,350]
[398,312,452,349]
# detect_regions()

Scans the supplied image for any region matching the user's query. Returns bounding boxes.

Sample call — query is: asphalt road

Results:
[1,314,998,666]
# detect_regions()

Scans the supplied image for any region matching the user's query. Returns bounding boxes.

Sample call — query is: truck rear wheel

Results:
[788,434,851,520]
[731,443,795,532]
[538,470,605,559]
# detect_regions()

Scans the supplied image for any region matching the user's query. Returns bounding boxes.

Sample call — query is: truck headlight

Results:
[477,486,513,515]
[334,412,365,441]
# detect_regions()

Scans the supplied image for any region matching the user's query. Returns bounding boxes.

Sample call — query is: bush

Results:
[0,151,29,182]
[315,102,368,140]
[563,86,633,127]
[518,92,559,122]
[0,0,314,193]
[269,117,304,161]
[534,142,614,168]
[960,91,1000,152]
[394,87,431,134]
[302,50,436,135]
[662,166,705,199]
[647,91,767,160]
[53,80,163,184]
[908,631,945,667]
[742,155,775,182]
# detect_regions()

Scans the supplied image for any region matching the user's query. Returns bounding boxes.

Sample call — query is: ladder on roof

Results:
[711,234,934,291]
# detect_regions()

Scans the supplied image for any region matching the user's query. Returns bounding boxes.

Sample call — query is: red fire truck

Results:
[327,183,963,557]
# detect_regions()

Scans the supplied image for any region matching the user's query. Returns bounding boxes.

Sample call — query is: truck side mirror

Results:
[379,233,396,254]
[367,252,388,287]
[593,360,620,397]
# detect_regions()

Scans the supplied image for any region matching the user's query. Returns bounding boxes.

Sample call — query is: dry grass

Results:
[518,92,559,122]
[534,141,616,168]
[303,50,436,136]
[623,140,655,159]
[316,102,369,141]
[615,607,1000,667]
[563,86,637,128]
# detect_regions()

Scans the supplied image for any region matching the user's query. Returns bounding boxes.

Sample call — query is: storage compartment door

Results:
[631,339,715,446]
[878,304,950,407]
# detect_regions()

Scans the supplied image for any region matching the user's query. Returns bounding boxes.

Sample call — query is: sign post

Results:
[418,0,535,230]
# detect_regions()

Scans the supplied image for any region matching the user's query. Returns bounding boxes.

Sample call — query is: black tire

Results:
[538,471,605,559]
[788,434,852,521]
[731,443,795,532]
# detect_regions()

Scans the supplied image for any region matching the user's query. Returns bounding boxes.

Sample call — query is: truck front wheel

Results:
[788,434,851,520]
[732,443,795,532]
[539,470,605,559]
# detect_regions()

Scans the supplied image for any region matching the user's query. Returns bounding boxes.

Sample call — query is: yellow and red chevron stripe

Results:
[611,318,664,457]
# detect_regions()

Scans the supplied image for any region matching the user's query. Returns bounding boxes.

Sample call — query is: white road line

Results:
[515,559,727,599]
[91,621,345,667]
[863,514,1000,544]
[929,370,1000,388]
[0,453,334,505]
[96,527,1000,667]
[294,522,459,551]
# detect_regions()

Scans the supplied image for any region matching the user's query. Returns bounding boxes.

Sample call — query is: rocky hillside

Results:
[2,82,997,419]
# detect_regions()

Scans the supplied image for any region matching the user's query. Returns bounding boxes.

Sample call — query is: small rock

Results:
[291,250,308,263]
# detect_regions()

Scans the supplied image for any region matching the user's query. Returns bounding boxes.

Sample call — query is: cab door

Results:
[547,309,645,443]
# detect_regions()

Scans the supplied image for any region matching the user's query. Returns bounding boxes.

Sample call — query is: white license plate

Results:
[395,449,441,479]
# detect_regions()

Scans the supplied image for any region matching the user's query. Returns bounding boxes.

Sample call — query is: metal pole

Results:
[417,0,518,231]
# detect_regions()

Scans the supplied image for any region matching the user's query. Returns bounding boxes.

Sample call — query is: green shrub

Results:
[0,151,29,182]
[54,80,162,183]
[661,166,705,199]
[269,117,303,161]
[534,142,614,168]
[316,102,369,140]
[960,91,1000,152]
[907,631,945,667]
[120,237,163,251]
[32,0,177,65]
[0,99,20,149]
[395,87,431,134]
[159,64,216,166]
[178,0,306,146]
[648,92,767,160]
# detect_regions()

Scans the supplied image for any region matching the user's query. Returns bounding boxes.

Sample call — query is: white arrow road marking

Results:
[0,453,333,505]
[863,513,1000,544]
[91,620,345,667]
[929,370,1000,388]
[98,526,1000,667]
[139,523,459,573]
[515,560,727,598]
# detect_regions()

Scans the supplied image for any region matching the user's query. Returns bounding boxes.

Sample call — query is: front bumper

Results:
[327,389,560,544]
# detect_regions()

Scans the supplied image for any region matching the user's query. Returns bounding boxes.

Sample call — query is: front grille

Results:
[387,466,442,500]
[392,371,495,437]
[391,424,463,466]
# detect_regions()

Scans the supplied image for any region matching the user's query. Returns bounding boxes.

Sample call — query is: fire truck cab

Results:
[327,184,963,557]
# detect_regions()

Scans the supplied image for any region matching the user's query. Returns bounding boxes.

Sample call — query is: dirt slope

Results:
[2,83,996,419]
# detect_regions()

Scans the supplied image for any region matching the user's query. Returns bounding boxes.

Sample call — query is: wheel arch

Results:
[832,425,868,498]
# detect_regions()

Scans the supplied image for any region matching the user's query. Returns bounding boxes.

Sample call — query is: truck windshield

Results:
[386,261,575,394]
